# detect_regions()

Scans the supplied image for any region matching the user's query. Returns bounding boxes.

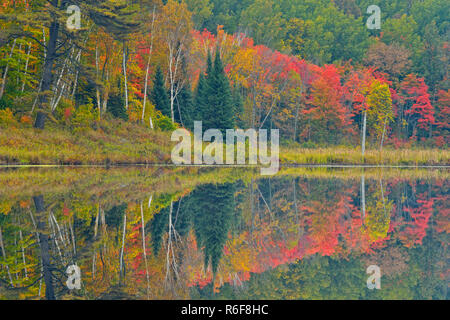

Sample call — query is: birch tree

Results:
[158,0,193,123]
[142,6,157,128]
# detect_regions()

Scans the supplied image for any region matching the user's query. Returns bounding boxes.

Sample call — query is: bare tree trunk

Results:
[33,196,55,300]
[380,179,388,218]
[361,175,366,223]
[34,18,61,129]
[21,43,31,93]
[119,211,127,279]
[164,201,180,290]
[167,40,185,123]
[92,205,100,279]
[0,39,17,100]
[19,229,27,278]
[142,6,156,128]
[140,201,151,299]
[0,226,13,285]
[293,99,300,142]
[122,42,129,111]
[95,44,102,118]
[380,117,388,152]
[362,111,367,158]
[32,28,47,113]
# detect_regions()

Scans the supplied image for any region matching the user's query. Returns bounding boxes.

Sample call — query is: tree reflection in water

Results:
[0,168,447,300]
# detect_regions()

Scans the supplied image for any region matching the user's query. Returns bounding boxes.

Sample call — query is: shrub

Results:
[127,98,143,123]
[20,115,33,126]
[0,108,17,128]
[71,100,98,132]
[156,113,177,132]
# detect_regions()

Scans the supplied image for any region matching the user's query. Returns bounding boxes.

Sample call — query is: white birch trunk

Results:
[95,45,102,117]
[21,43,31,93]
[380,117,388,152]
[0,227,14,285]
[0,39,17,100]
[142,6,156,128]
[361,175,366,222]
[141,201,151,298]
[123,43,129,111]
[362,110,367,157]
[119,212,127,277]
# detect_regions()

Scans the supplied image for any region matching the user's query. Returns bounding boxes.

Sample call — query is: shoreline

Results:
[1,123,448,167]
[0,163,449,169]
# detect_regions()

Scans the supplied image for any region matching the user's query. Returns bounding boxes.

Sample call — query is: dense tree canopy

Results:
[0,0,447,147]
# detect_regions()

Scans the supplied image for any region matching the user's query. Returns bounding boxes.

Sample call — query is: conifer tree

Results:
[175,81,195,130]
[205,51,213,81]
[151,65,171,118]
[194,73,209,125]
[204,50,235,132]
[232,85,244,127]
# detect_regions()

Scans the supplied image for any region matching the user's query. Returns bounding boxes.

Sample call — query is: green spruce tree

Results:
[175,81,195,130]
[194,73,209,127]
[151,65,171,118]
[204,50,235,132]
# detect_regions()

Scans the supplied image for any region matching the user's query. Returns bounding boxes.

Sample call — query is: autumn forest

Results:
[0,0,448,164]
[0,0,448,302]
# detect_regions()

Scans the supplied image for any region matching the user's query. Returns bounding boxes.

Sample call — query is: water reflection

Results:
[0,168,448,300]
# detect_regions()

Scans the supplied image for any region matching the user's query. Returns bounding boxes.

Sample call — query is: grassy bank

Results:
[280,147,450,166]
[0,123,449,166]
[0,120,173,165]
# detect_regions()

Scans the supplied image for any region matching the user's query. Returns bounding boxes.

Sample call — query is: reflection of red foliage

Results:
[399,194,434,248]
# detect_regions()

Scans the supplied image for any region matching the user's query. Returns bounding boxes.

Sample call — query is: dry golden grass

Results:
[0,121,448,166]
[280,147,450,166]
[0,119,173,165]
[278,166,450,180]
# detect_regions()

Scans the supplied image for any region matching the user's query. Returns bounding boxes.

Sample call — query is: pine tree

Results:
[204,50,235,132]
[108,93,128,121]
[194,73,209,125]
[151,65,171,118]
[175,81,195,130]
[232,85,244,127]
[205,51,213,81]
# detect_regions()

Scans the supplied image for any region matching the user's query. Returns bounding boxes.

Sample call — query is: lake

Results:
[0,167,448,300]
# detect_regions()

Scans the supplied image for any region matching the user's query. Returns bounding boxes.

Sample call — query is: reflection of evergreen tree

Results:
[105,203,127,230]
[172,200,192,239]
[410,228,448,300]
[184,183,236,274]
[146,200,193,256]
[147,206,169,256]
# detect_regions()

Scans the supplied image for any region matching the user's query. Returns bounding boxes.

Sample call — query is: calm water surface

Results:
[0,167,448,300]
